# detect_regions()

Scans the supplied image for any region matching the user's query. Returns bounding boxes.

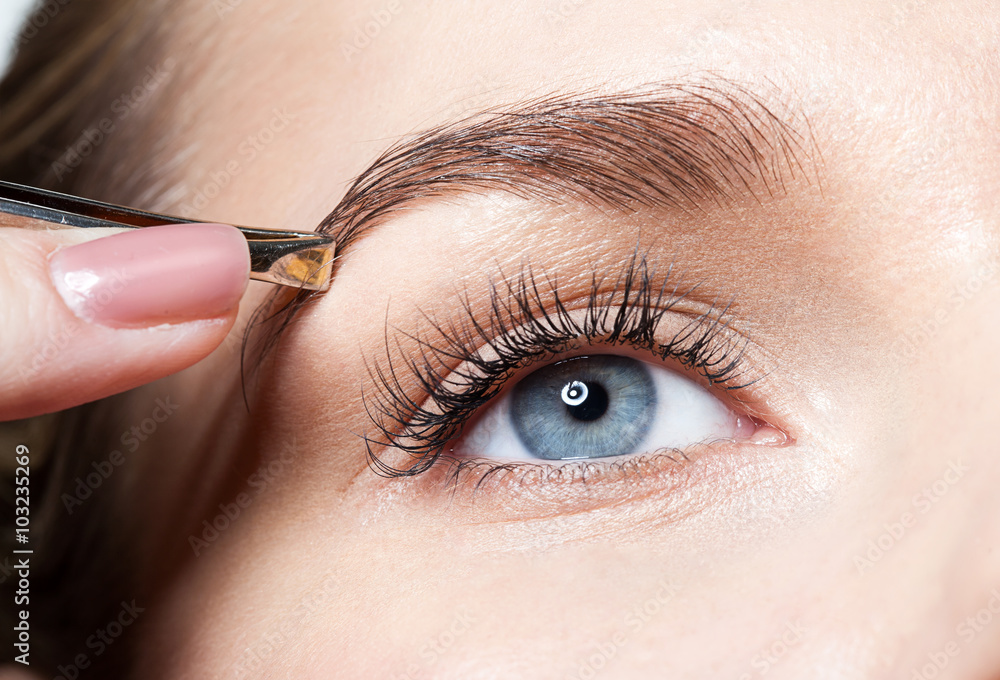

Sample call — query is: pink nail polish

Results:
[49,223,250,328]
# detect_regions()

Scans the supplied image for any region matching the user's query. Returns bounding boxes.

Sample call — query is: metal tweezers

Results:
[0,180,335,291]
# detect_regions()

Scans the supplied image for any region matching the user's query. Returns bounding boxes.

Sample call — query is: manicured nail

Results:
[49,223,250,328]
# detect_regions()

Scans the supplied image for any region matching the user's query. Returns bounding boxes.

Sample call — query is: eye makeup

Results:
[362,250,778,481]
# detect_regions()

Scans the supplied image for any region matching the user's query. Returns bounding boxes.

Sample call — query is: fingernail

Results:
[49,223,250,328]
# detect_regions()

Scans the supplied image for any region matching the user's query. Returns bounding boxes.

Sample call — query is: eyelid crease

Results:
[361,250,764,479]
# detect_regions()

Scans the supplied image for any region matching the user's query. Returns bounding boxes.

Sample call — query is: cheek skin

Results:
[135,404,988,680]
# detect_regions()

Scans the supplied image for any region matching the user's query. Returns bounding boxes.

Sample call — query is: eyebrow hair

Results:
[243,78,815,382]
[316,78,815,253]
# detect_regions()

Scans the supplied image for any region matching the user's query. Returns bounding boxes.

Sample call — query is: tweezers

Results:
[0,180,335,291]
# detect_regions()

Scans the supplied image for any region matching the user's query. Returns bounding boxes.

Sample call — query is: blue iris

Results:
[509,355,656,460]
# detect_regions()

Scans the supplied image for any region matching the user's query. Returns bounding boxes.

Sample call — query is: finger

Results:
[0,223,250,420]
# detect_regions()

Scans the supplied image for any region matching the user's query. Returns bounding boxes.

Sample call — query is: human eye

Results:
[453,352,756,463]
[363,251,789,490]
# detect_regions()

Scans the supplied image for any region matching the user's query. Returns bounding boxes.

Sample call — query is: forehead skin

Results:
[119,1,1000,678]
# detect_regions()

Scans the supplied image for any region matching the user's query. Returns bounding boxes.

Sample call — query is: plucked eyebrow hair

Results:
[244,78,815,380]
[315,78,815,253]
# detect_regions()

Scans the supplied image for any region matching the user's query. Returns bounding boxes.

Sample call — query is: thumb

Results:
[0,222,250,420]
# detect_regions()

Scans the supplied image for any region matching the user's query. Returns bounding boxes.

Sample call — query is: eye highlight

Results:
[456,354,749,462]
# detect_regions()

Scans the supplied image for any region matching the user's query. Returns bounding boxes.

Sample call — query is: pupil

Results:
[560,380,609,421]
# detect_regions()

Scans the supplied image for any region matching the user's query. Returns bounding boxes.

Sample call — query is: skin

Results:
[19,0,1000,678]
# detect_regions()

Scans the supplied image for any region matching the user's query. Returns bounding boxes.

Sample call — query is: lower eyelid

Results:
[396,438,777,524]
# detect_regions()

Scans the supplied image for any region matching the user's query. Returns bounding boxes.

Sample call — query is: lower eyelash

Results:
[437,448,698,495]
[363,250,753,478]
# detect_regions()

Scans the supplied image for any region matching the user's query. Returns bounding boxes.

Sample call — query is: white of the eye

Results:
[561,381,588,407]
[454,357,740,463]
[637,365,736,454]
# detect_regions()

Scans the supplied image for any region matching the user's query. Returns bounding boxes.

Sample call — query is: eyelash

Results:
[363,251,755,478]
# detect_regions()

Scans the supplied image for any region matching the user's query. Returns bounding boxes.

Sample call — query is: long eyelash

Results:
[363,250,751,478]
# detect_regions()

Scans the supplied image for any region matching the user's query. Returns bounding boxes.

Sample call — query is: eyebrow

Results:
[316,78,816,254]
[244,78,816,373]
